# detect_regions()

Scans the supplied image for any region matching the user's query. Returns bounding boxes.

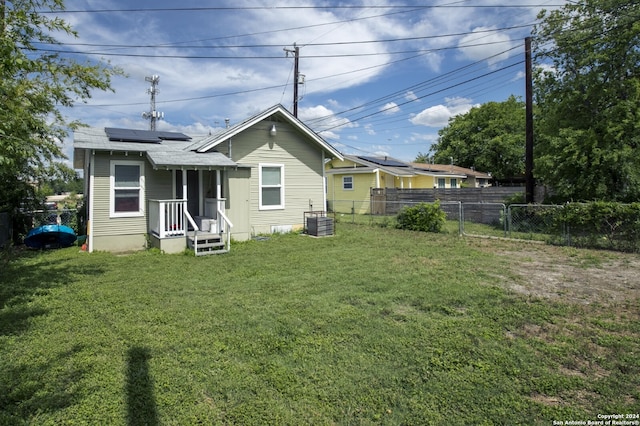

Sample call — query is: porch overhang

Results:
[147,151,238,170]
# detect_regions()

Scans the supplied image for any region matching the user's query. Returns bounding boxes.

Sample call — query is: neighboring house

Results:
[325,156,493,214]
[325,155,467,213]
[409,163,492,188]
[73,104,343,254]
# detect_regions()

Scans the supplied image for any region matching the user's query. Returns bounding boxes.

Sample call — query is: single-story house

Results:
[73,104,343,254]
[409,163,492,188]
[325,155,467,214]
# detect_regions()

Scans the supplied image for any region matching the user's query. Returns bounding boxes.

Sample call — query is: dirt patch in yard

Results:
[469,238,640,305]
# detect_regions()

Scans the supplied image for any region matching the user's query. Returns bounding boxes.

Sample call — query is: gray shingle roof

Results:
[73,127,238,169]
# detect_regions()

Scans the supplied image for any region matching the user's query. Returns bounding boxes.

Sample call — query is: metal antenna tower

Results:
[142,75,163,131]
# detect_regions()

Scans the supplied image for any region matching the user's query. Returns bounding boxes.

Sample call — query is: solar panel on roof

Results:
[358,155,408,167]
[155,131,191,141]
[105,128,191,143]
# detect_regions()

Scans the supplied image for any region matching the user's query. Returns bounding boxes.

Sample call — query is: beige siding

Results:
[91,152,173,251]
[230,120,325,235]
[147,168,174,201]
[92,153,145,238]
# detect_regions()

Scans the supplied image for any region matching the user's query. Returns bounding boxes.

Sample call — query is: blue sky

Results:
[48,1,568,163]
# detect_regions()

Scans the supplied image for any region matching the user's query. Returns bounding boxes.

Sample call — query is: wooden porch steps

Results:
[187,231,228,256]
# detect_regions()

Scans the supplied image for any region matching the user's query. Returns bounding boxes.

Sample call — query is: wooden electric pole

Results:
[284,43,301,117]
[525,37,535,204]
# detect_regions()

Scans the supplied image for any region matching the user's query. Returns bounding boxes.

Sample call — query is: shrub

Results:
[551,202,640,252]
[396,201,446,233]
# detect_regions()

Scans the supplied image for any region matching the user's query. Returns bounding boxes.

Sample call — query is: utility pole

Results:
[284,43,303,117]
[525,37,535,204]
[142,75,163,131]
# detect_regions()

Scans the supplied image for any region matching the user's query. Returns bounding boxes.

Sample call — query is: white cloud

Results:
[364,124,376,136]
[380,102,400,115]
[373,149,390,157]
[410,97,479,128]
[405,91,418,102]
[457,27,516,67]
[299,104,355,139]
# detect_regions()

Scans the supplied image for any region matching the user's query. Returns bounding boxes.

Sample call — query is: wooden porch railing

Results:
[148,199,193,238]
[149,199,233,251]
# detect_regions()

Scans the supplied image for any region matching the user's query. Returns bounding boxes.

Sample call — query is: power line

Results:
[42,5,569,14]
[33,38,518,59]
[36,23,534,50]
[318,60,524,133]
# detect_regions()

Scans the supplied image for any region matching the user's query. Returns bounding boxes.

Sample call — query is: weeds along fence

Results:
[328,200,640,252]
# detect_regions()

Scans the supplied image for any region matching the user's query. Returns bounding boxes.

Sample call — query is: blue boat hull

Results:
[25,225,77,249]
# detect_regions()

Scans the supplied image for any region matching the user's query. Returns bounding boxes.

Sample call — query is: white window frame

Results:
[259,163,285,210]
[110,160,145,218]
[437,178,446,189]
[342,176,354,190]
[450,178,458,188]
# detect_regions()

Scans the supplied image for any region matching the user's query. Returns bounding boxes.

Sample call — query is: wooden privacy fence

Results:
[370,187,524,215]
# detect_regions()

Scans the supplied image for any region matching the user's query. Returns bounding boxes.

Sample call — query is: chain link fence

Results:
[329,199,640,252]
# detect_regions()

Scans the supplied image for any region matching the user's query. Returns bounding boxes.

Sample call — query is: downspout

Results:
[88,150,95,253]
[322,151,327,212]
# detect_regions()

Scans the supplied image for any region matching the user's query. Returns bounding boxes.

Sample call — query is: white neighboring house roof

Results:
[328,155,466,179]
[194,104,343,160]
[410,162,492,179]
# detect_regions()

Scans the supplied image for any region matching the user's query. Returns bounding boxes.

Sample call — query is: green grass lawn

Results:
[1,224,638,425]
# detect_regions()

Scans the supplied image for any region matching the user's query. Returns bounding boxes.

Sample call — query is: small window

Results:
[437,178,446,188]
[259,164,284,210]
[110,161,145,217]
[450,178,458,188]
[342,176,354,190]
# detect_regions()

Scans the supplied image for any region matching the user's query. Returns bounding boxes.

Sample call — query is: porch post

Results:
[216,169,222,213]
[181,169,187,200]
[198,170,204,216]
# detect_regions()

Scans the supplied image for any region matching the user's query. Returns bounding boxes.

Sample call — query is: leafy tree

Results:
[427,96,526,180]
[533,0,640,202]
[0,0,122,212]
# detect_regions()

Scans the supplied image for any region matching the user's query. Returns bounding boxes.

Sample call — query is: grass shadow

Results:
[0,249,105,336]
[0,344,86,422]
[126,347,158,426]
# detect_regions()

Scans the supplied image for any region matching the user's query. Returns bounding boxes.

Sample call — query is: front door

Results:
[175,170,201,216]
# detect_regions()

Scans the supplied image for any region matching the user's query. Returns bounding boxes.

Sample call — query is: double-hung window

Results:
[450,178,458,188]
[259,164,284,210]
[110,160,145,217]
[437,178,446,188]
[342,176,354,190]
